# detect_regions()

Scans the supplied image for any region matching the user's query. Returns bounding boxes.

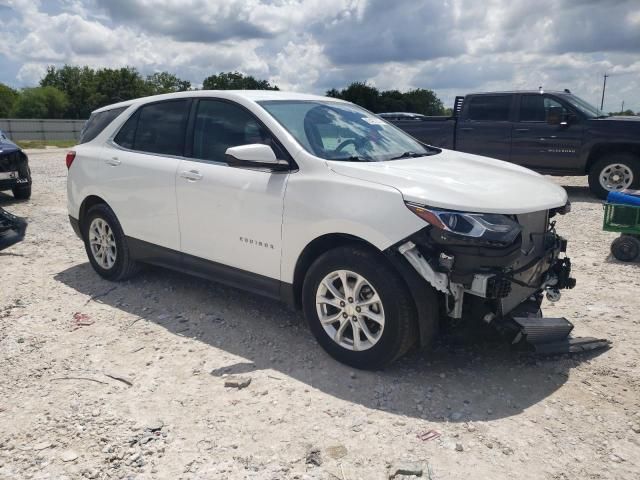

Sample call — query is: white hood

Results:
[327,149,568,214]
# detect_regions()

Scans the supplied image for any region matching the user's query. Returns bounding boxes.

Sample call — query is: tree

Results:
[40,65,97,119]
[202,71,279,90]
[608,109,636,116]
[12,87,68,118]
[326,82,445,115]
[90,67,149,108]
[0,83,19,117]
[146,72,191,94]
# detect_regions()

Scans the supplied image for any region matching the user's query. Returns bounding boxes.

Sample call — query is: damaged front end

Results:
[0,207,27,251]
[397,202,609,354]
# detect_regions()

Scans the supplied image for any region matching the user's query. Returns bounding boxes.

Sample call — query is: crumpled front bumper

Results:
[0,207,27,251]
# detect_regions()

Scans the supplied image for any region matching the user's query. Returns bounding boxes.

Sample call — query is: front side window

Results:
[519,95,565,122]
[259,100,436,162]
[114,100,189,155]
[192,100,275,162]
[466,95,511,121]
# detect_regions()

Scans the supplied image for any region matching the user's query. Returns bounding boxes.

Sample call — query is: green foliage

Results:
[40,65,97,118]
[326,82,445,115]
[608,109,636,116]
[12,86,69,118]
[0,83,19,117]
[146,72,191,94]
[202,71,279,91]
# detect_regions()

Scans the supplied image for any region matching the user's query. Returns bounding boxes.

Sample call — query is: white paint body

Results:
[67,90,568,285]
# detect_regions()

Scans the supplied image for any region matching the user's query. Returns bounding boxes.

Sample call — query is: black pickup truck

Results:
[381,90,640,198]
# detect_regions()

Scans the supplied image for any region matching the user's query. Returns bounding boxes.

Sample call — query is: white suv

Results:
[67,90,576,368]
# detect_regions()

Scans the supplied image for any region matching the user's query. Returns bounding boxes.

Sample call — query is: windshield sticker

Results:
[361,117,387,125]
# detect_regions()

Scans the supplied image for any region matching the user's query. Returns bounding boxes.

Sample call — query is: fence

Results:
[0,118,87,141]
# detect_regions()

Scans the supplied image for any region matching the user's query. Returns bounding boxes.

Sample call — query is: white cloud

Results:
[1,0,639,112]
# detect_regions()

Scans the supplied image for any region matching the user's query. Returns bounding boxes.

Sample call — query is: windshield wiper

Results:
[329,155,371,162]
[390,151,426,160]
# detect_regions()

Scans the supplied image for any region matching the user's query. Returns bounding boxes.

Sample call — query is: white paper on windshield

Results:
[361,117,387,125]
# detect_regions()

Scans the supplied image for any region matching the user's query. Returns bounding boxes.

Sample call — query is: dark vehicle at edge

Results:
[0,130,32,200]
[381,90,640,198]
[0,207,27,251]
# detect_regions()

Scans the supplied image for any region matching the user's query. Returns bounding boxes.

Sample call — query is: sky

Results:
[1,0,639,112]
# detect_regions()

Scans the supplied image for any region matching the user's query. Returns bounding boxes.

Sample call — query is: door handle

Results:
[180,170,203,181]
[105,157,121,166]
[515,128,529,132]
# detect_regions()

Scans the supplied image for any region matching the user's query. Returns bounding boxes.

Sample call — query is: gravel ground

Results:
[1,149,639,480]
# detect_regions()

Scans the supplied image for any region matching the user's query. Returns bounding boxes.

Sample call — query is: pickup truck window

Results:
[519,95,565,122]
[259,100,436,162]
[466,95,511,121]
[561,93,606,119]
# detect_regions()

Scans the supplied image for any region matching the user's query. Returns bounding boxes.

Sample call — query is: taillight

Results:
[65,151,76,169]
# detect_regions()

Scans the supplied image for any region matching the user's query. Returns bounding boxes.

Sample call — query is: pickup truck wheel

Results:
[302,246,419,369]
[588,154,640,199]
[83,204,140,281]
[12,184,31,200]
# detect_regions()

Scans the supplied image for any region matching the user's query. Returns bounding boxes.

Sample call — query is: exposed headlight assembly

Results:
[405,202,522,245]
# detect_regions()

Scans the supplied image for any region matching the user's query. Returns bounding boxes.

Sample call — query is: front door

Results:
[175,99,289,282]
[510,94,583,172]
[456,94,513,161]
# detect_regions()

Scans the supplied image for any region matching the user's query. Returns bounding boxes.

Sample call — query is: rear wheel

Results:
[588,153,640,199]
[302,245,422,369]
[611,235,640,262]
[82,204,140,281]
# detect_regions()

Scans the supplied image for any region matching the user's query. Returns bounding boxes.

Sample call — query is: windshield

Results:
[258,100,437,162]
[561,94,606,118]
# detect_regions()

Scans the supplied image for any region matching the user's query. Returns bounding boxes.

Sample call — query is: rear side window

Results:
[467,95,511,121]
[80,107,127,144]
[114,100,190,156]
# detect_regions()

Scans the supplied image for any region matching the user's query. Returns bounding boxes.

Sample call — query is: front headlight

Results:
[405,202,522,245]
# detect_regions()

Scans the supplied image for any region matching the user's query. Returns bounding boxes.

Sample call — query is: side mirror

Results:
[225,144,289,171]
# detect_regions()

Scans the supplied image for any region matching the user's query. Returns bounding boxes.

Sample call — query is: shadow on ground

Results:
[564,185,602,204]
[55,262,606,423]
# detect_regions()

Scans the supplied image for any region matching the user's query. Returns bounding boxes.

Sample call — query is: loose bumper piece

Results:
[0,208,27,251]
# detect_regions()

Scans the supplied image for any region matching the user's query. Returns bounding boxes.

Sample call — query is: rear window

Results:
[113,100,190,156]
[466,95,511,121]
[80,107,127,144]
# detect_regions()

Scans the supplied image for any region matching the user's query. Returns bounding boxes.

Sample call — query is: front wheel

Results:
[82,204,140,281]
[12,184,31,200]
[302,246,422,369]
[588,154,640,199]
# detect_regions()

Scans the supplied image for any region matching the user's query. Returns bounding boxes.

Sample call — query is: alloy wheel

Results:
[88,217,117,269]
[315,269,385,351]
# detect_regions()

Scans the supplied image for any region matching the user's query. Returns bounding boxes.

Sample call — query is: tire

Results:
[82,203,140,281]
[12,184,31,200]
[588,153,640,199]
[611,235,640,262]
[302,245,423,369]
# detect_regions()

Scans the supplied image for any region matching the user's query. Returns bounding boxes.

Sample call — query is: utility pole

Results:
[621,100,624,113]
[600,73,609,111]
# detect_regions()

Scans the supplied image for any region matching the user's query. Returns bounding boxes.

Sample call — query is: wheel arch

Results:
[586,143,640,173]
[289,232,439,348]
[78,195,111,231]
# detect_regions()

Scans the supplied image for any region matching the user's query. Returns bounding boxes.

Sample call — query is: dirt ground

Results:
[1,149,639,480]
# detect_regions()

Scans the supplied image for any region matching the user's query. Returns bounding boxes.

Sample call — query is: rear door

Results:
[175,98,289,282]
[456,94,514,160]
[510,94,583,172]
[102,99,190,250]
